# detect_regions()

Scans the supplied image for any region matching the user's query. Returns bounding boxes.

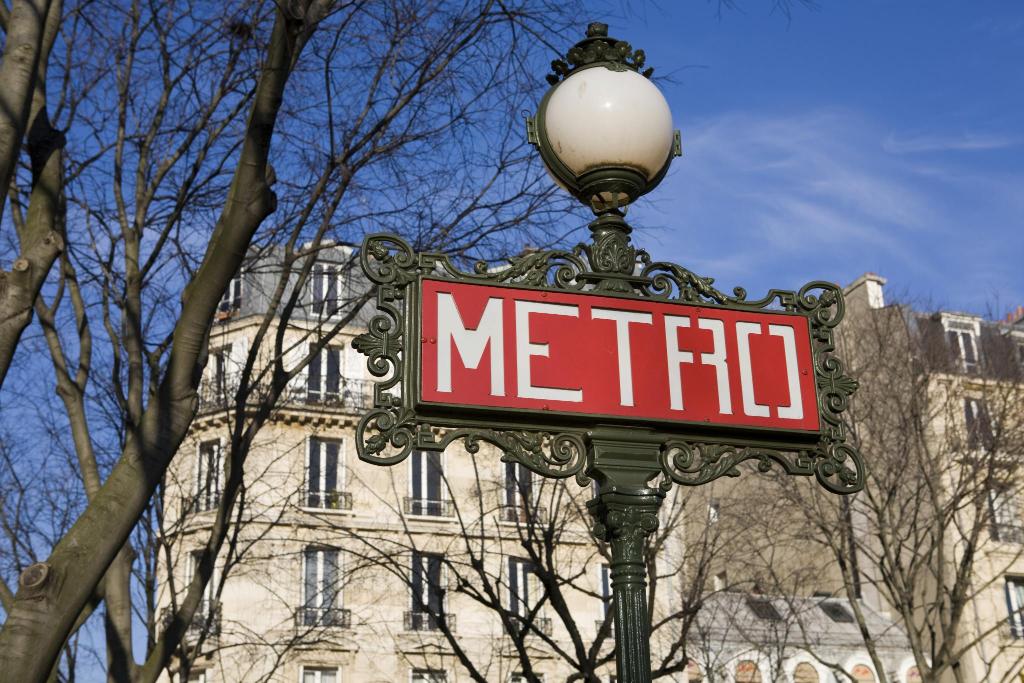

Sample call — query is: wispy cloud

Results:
[632,109,1023,313]
[883,132,1022,155]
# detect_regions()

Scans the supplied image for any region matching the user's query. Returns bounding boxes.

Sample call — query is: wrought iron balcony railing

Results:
[404,610,455,632]
[181,492,220,516]
[500,504,548,524]
[403,497,455,518]
[510,615,552,637]
[197,379,375,414]
[159,600,221,642]
[993,524,1024,544]
[295,606,351,628]
[304,490,353,511]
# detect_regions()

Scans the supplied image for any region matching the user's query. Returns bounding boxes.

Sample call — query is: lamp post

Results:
[527,22,680,682]
[353,20,862,683]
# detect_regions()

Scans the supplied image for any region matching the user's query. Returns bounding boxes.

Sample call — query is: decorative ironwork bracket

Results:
[353,232,863,494]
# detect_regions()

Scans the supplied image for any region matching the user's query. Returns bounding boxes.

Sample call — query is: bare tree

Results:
[0,0,584,680]
[769,297,1024,683]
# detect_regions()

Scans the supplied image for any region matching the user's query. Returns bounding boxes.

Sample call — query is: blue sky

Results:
[595,1,1023,316]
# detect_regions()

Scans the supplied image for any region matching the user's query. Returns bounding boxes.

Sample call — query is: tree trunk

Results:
[0,6,313,679]
[0,0,50,226]
[0,0,62,388]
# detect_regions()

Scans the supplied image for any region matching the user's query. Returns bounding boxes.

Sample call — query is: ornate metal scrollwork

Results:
[547,22,653,85]
[353,234,592,481]
[352,231,863,495]
[659,441,812,487]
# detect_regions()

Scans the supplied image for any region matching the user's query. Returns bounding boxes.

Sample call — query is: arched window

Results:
[852,664,876,683]
[736,660,762,683]
[794,662,819,683]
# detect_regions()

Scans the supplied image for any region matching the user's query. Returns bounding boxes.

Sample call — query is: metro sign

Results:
[418,279,820,438]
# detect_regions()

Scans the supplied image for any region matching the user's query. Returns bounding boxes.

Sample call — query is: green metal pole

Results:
[587,428,666,683]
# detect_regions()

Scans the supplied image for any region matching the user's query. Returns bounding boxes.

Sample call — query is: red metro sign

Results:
[418,279,820,437]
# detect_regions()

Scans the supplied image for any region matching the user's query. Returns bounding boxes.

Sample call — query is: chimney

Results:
[845,272,887,310]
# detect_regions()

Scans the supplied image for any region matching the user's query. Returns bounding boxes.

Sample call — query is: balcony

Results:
[160,600,221,643]
[512,616,552,637]
[197,379,375,415]
[181,492,220,517]
[500,504,548,524]
[993,524,1024,544]
[304,490,353,511]
[295,606,351,628]
[403,497,455,518]
[595,618,614,635]
[405,610,456,632]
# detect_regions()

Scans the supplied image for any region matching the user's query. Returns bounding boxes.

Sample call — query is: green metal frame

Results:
[352,231,863,496]
[350,22,863,683]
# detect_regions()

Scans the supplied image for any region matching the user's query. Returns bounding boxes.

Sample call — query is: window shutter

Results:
[312,264,324,314]
[426,452,442,503]
[411,551,423,611]
[427,554,443,615]
[325,441,338,497]
[505,462,517,507]
[411,451,423,506]
[308,439,321,507]
[326,266,339,315]
[307,345,321,401]
[326,348,341,397]
[323,549,339,608]
[304,548,319,613]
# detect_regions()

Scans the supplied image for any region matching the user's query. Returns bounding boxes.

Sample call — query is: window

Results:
[707,499,720,524]
[991,488,1024,544]
[851,664,876,683]
[302,547,343,626]
[210,345,232,400]
[411,670,446,683]
[312,263,346,317]
[195,440,221,512]
[508,557,535,618]
[408,451,446,516]
[306,438,348,510]
[964,398,995,451]
[186,672,208,683]
[510,676,543,683]
[218,274,242,313]
[793,663,819,683]
[503,462,533,521]
[735,661,762,683]
[944,318,981,373]
[307,345,342,403]
[746,596,782,621]
[600,564,612,619]
[818,601,854,623]
[302,667,338,683]
[408,551,445,630]
[183,551,217,632]
[1008,577,1024,638]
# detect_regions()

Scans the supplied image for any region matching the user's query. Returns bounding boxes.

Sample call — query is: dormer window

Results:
[218,274,243,314]
[312,263,346,317]
[942,316,981,373]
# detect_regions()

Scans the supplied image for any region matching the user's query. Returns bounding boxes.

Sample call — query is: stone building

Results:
[840,274,1024,683]
[158,251,926,682]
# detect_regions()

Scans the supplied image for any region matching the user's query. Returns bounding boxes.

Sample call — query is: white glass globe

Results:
[543,67,674,181]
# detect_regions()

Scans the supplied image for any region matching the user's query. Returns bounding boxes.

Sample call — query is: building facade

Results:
[158,253,923,682]
[842,273,1024,683]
